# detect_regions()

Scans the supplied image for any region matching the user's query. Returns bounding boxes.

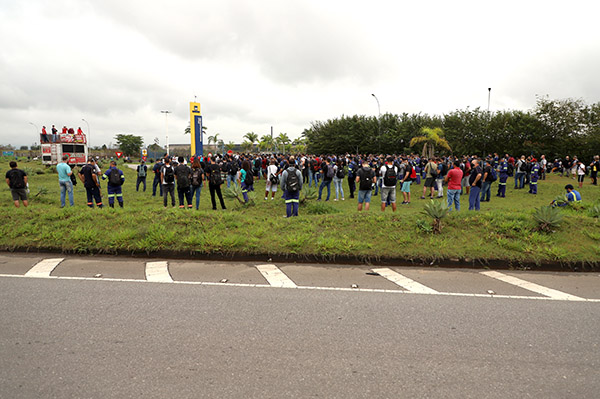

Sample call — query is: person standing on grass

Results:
[79,159,102,208]
[206,157,227,210]
[190,158,204,210]
[160,157,176,208]
[468,159,483,211]
[435,158,446,198]
[515,155,526,189]
[57,154,74,207]
[590,155,599,186]
[239,160,254,204]
[317,158,333,201]
[356,160,375,212]
[175,156,192,209]
[333,159,345,201]
[5,161,28,208]
[102,160,125,208]
[496,156,509,198]
[152,158,163,197]
[379,156,397,212]
[280,156,302,217]
[347,157,357,199]
[265,158,279,200]
[480,159,494,202]
[528,158,540,195]
[399,158,414,205]
[421,158,437,199]
[136,160,147,192]
[445,160,463,211]
[576,160,586,189]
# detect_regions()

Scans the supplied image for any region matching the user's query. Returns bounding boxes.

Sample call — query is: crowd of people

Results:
[5,152,598,215]
[39,125,85,143]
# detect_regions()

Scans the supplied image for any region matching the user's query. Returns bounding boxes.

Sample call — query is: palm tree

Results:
[241,140,253,152]
[243,132,259,151]
[225,141,236,151]
[409,127,451,159]
[259,134,274,152]
[185,124,207,135]
[275,132,290,153]
[207,133,220,153]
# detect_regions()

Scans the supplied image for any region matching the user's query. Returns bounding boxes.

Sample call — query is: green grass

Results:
[1,159,600,268]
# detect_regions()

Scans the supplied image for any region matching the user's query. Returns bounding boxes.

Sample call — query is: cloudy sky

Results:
[1,0,598,149]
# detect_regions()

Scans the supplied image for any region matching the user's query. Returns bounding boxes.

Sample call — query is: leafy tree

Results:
[409,127,451,158]
[225,141,236,151]
[259,134,275,152]
[114,134,143,156]
[207,133,220,153]
[240,140,253,152]
[19,145,28,150]
[243,132,259,151]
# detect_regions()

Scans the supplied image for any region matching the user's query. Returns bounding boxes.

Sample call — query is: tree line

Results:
[302,97,600,160]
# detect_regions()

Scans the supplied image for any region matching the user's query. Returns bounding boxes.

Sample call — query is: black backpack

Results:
[507,163,514,177]
[326,164,335,179]
[383,165,397,186]
[359,167,373,190]
[164,166,175,183]
[336,166,345,179]
[269,173,279,185]
[8,169,25,189]
[177,166,190,187]
[191,168,202,186]
[109,168,122,186]
[209,168,222,185]
[286,169,299,192]
[244,170,254,186]
[229,162,238,176]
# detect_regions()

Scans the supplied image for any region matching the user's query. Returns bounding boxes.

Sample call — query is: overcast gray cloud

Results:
[0,0,599,148]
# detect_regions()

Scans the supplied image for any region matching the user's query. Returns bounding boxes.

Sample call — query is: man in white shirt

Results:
[379,156,398,212]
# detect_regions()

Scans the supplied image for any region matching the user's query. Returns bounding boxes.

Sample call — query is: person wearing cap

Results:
[528,158,540,195]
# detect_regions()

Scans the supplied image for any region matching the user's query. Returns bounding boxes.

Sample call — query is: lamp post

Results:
[81,118,90,148]
[371,94,381,153]
[161,110,171,155]
[29,122,38,133]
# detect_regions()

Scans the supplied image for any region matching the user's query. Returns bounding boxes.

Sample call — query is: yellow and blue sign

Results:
[189,102,203,157]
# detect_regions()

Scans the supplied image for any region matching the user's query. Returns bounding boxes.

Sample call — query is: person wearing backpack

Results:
[399,158,415,205]
[355,160,376,211]
[347,158,357,199]
[496,156,509,198]
[317,158,334,201]
[225,156,239,188]
[238,160,254,203]
[333,160,345,201]
[174,156,192,209]
[5,161,28,208]
[280,156,303,217]
[160,157,176,207]
[206,157,227,210]
[379,156,398,212]
[421,158,437,199]
[135,160,147,192]
[189,158,204,210]
[515,156,527,189]
[265,158,279,200]
[101,160,125,208]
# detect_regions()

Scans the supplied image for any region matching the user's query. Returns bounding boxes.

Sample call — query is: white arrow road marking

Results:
[371,268,438,294]
[145,261,173,283]
[480,271,584,301]
[24,258,64,278]
[256,264,297,288]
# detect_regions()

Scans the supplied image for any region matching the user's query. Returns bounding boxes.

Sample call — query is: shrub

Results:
[300,186,317,205]
[533,206,564,233]
[421,200,448,234]
[587,204,600,218]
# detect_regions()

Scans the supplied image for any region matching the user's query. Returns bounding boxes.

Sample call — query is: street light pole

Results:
[161,110,171,155]
[81,118,90,147]
[371,94,381,153]
[487,88,491,114]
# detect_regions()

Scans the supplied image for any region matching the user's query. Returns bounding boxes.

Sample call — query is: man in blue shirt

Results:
[102,161,125,208]
[57,155,74,207]
[496,156,508,198]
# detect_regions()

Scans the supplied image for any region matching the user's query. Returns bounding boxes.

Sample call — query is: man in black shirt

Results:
[468,159,483,211]
[5,161,28,208]
[78,159,102,208]
[206,158,227,210]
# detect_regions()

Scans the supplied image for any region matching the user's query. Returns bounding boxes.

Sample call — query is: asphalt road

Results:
[1,257,600,398]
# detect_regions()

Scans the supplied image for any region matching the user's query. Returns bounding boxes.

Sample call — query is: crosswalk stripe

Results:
[256,264,297,288]
[24,258,64,277]
[145,261,173,283]
[372,268,438,294]
[480,271,584,301]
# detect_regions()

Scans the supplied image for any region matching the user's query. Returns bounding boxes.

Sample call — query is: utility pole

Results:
[161,110,171,155]
[371,94,381,153]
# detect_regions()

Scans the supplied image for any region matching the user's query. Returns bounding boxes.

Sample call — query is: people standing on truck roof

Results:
[51,125,58,143]
[41,126,49,143]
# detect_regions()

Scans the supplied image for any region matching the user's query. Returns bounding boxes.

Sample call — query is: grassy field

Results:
[1,158,599,269]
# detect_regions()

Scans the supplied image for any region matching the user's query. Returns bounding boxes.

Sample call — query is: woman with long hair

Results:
[238,160,254,203]
[190,158,204,210]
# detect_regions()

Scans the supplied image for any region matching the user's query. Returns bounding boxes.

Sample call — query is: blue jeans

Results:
[308,169,314,187]
[515,172,525,189]
[480,181,491,201]
[226,174,237,188]
[469,186,481,210]
[191,185,202,209]
[333,177,344,199]
[59,180,74,207]
[447,189,460,211]
[153,176,163,196]
[318,179,331,200]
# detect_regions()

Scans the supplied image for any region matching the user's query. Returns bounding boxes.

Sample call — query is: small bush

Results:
[533,206,564,233]
[305,202,342,215]
[588,204,600,218]
[421,200,448,234]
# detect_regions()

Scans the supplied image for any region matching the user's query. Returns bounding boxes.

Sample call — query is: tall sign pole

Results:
[161,110,171,155]
[189,102,202,157]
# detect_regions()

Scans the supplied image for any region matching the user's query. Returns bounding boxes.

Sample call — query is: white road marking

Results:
[24,258,64,278]
[480,271,584,301]
[145,261,173,283]
[1,273,599,302]
[256,264,297,288]
[372,268,438,294]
